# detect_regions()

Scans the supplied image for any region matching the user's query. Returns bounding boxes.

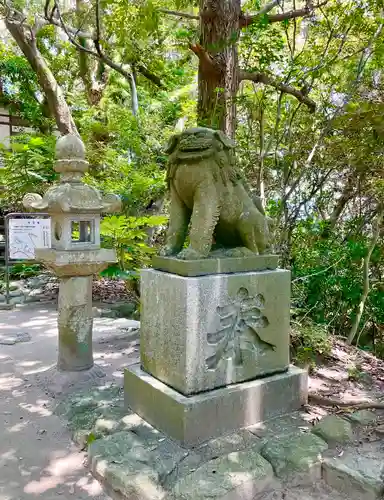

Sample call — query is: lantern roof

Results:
[23,135,121,215]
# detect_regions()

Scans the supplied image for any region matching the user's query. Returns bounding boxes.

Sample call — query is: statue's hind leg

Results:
[238,208,269,255]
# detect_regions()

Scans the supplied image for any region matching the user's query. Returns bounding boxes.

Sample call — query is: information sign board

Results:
[8,218,51,259]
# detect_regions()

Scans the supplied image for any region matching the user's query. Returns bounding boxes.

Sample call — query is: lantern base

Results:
[35,364,106,397]
[35,248,116,277]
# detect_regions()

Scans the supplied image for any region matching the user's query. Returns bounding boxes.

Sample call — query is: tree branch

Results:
[4,16,78,135]
[50,0,164,88]
[268,8,310,22]
[43,0,93,39]
[189,43,217,74]
[240,71,316,111]
[94,0,101,41]
[240,0,279,26]
[135,64,164,87]
[158,9,198,20]
[240,1,328,28]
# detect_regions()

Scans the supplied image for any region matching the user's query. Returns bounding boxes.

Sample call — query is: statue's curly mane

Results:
[166,146,240,189]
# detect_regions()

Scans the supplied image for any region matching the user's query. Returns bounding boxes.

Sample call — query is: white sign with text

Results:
[8,218,51,259]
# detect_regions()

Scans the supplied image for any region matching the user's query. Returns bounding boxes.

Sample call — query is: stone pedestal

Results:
[140,267,290,395]
[124,256,308,446]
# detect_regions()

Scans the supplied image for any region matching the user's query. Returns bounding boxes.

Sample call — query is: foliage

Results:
[99,214,167,280]
[0,134,57,208]
[291,320,332,370]
[0,43,50,130]
[0,263,41,292]
[290,218,384,354]
[78,100,169,215]
[9,263,42,279]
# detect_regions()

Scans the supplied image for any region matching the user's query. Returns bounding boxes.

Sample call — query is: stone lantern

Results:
[23,135,121,373]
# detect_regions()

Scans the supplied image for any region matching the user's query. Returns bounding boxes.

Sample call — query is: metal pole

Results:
[4,214,10,305]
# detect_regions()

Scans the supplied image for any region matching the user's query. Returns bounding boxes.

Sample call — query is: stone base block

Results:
[152,254,278,276]
[124,364,308,447]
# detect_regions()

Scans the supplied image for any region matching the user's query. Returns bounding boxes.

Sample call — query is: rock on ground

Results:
[312,415,354,444]
[260,433,328,485]
[58,380,384,500]
[346,410,378,426]
[168,450,275,500]
[0,331,31,345]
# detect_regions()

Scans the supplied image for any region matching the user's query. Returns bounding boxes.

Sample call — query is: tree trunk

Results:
[5,19,78,136]
[258,107,266,207]
[198,0,241,137]
[324,175,355,235]
[76,0,95,106]
[130,69,139,117]
[347,209,383,345]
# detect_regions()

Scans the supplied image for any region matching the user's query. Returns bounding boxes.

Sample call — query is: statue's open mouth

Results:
[178,135,213,152]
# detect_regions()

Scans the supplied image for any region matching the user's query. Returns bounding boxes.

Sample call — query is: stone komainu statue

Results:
[161,127,271,260]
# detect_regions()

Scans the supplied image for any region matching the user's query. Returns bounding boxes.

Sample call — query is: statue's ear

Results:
[214,130,235,149]
[164,134,181,154]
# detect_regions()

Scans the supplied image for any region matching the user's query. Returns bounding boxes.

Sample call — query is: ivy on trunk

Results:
[188,0,318,136]
[196,0,241,137]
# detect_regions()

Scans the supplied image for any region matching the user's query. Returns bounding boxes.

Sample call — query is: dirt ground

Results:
[304,338,384,428]
[0,303,139,500]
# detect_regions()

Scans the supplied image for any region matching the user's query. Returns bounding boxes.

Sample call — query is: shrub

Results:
[291,320,332,370]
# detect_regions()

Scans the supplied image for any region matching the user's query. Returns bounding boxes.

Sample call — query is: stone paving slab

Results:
[55,385,128,444]
[248,412,311,440]
[196,429,261,461]
[166,449,275,500]
[322,442,384,500]
[89,431,188,500]
[257,481,350,499]
[58,385,384,500]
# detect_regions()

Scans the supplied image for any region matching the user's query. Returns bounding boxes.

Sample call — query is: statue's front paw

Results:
[177,247,205,260]
[160,246,177,257]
